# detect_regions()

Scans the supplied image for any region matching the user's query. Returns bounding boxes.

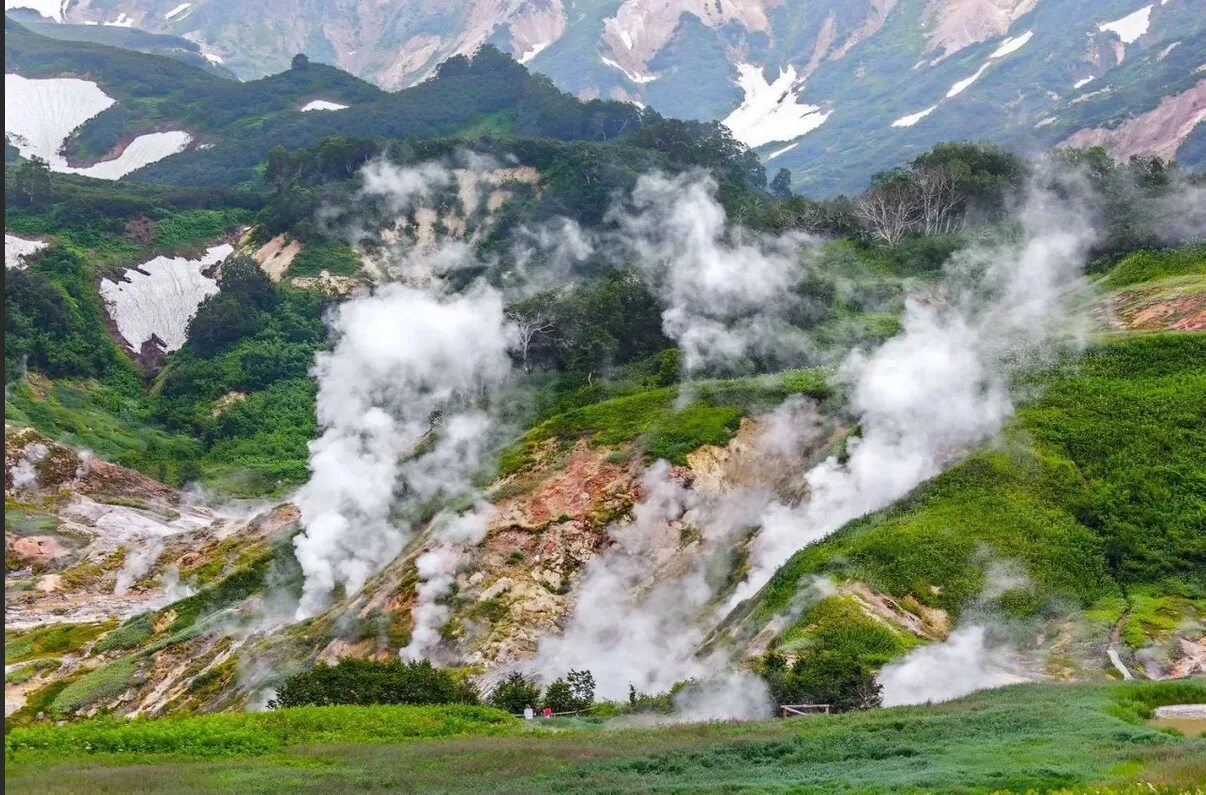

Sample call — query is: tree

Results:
[770,168,793,199]
[489,671,541,714]
[854,175,920,246]
[291,53,310,69]
[270,658,476,708]
[913,166,963,235]
[759,650,883,712]
[506,309,555,372]
[13,156,52,205]
[567,668,595,709]
[541,678,576,713]
[265,145,291,192]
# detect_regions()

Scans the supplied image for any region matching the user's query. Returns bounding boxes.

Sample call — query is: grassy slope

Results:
[753,332,1205,651]
[4,680,1202,793]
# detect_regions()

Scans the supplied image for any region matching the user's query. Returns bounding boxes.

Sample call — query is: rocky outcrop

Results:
[1061,82,1206,163]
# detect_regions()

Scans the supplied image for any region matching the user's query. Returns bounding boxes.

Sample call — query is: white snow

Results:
[202,51,225,65]
[600,56,658,84]
[947,64,990,98]
[164,3,191,20]
[1073,76,1095,89]
[766,142,798,160]
[1098,5,1153,44]
[722,63,830,149]
[990,30,1033,58]
[891,105,938,128]
[99,244,231,352]
[518,41,550,64]
[4,0,63,22]
[104,12,135,27]
[5,234,47,270]
[300,99,349,112]
[5,74,192,179]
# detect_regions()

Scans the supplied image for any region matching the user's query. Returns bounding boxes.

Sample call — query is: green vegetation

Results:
[755,333,1206,627]
[285,239,360,277]
[1099,245,1206,289]
[503,369,830,475]
[271,659,479,708]
[4,681,1202,793]
[48,656,141,719]
[6,704,515,757]
[92,614,154,653]
[5,622,114,665]
[5,659,62,685]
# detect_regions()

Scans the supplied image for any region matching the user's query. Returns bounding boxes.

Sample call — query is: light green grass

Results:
[500,369,830,475]
[1100,245,1206,289]
[4,681,1202,793]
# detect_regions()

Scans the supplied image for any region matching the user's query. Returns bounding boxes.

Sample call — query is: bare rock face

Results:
[1061,82,1206,162]
[7,535,74,568]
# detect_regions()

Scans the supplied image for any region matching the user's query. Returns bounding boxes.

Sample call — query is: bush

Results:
[271,658,477,708]
[758,649,882,712]
[489,671,541,714]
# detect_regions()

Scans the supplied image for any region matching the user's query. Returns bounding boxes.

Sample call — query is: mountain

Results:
[18,0,1205,194]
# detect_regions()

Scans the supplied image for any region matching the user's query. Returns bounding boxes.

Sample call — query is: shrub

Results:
[270,658,477,708]
[49,656,140,718]
[93,614,154,653]
[489,671,541,714]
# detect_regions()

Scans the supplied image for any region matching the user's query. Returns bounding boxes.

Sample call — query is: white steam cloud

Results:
[401,506,493,661]
[114,538,165,596]
[292,281,515,619]
[728,185,1095,605]
[609,172,813,375]
[877,625,1029,706]
[527,172,1095,718]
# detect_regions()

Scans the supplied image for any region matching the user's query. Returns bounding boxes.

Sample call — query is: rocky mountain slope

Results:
[5,23,1203,728]
[13,0,1204,193]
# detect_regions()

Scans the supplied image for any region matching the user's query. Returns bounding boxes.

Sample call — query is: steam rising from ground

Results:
[728,183,1095,604]
[528,171,1095,717]
[294,157,520,621]
[291,153,1103,719]
[293,281,515,618]
[877,625,1028,705]
[609,172,813,375]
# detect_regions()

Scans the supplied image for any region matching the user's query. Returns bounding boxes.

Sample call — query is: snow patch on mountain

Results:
[989,30,1033,58]
[947,64,991,98]
[518,42,550,64]
[600,56,658,84]
[164,3,191,20]
[766,142,799,160]
[79,131,193,179]
[5,234,46,270]
[723,64,829,149]
[892,105,938,128]
[5,74,191,179]
[100,245,230,352]
[301,99,349,112]
[1098,5,1153,45]
[1073,76,1096,89]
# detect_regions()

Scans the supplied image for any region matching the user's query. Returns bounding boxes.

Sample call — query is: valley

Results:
[4,8,1205,792]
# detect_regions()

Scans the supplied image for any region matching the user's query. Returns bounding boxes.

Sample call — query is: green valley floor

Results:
[5,680,1204,793]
